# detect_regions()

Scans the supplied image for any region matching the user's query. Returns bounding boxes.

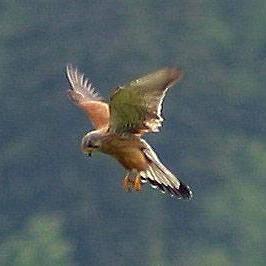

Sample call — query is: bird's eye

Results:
[86,140,100,149]
[86,141,94,148]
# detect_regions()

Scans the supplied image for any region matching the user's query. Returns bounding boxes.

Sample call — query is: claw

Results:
[122,172,142,193]
[122,175,133,192]
[134,175,142,191]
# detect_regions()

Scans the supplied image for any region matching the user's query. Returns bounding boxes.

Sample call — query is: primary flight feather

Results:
[66,65,192,199]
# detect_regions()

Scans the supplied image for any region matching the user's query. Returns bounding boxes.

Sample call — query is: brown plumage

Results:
[66,65,110,129]
[66,65,192,199]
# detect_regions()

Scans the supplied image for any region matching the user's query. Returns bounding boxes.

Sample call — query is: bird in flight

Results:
[66,65,192,199]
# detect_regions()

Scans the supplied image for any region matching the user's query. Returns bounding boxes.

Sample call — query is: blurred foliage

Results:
[0,215,74,266]
[0,0,265,265]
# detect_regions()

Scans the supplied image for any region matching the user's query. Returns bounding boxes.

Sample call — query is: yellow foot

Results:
[122,175,134,192]
[133,175,142,192]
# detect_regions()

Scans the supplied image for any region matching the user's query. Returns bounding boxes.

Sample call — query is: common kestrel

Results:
[66,65,192,199]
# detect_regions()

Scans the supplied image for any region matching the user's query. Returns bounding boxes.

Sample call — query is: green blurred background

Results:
[0,1,265,265]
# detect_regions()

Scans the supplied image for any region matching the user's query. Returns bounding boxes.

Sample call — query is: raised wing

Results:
[109,68,183,135]
[66,65,110,129]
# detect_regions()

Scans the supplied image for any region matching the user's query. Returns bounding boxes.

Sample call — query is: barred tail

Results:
[140,140,192,199]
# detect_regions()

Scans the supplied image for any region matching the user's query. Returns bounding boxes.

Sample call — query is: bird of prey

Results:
[66,65,192,199]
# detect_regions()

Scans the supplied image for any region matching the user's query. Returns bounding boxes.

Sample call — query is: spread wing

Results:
[108,68,183,135]
[66,65,110,129]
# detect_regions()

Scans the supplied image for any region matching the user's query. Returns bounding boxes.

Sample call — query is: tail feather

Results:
[140,139,193,199]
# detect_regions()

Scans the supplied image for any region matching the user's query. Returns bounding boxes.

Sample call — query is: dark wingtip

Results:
[178,182,193,200]
[145,177,193,200]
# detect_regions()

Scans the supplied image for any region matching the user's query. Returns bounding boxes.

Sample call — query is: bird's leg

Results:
[133,174,142,192]
[122,171,134,192]
[122,171,142,192]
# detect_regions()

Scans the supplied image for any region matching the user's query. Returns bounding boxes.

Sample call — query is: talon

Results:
[134,175,142,191]
[122,175,133,192]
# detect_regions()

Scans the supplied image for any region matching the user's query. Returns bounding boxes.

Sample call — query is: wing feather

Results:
[108,67,183,135]
[66,65,110,129]
[140,139,192,199]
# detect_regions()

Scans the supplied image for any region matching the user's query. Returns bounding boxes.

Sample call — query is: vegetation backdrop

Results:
[0,1,265,265]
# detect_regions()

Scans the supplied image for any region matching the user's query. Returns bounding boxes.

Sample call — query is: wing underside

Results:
[66,65,110,129]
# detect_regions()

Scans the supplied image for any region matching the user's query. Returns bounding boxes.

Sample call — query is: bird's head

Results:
[81,131,103,157]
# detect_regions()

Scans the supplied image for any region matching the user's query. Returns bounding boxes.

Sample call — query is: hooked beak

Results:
[81,146,94,157]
